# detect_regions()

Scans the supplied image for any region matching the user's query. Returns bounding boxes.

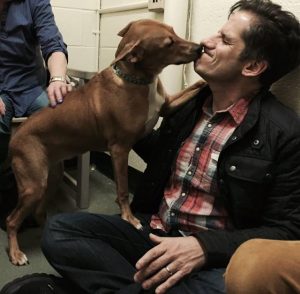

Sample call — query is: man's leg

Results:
[0,94,17,228]
[41,212,154,294]
[225,239,300,294]
[0,94,14,181]
[0,91,49,229]
[26,90,49,115]
[42,212,226,294]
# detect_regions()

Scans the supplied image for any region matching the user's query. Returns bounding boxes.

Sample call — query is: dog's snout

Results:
[196,44,204,56]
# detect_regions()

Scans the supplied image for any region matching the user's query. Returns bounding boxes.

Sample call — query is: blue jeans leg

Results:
[0,91,49,187]
[26,90,49,115]
[0,94,14,170]
[42,212,226,294]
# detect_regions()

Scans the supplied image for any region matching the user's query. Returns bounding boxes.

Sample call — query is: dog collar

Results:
[112,64,152,85]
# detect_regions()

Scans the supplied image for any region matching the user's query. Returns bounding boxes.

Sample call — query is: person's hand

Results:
[0,97,6,116]
[134,234,206,294]
[47,80,72,107]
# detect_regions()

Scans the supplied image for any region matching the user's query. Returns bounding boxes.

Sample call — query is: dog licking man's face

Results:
[114,19,203,75]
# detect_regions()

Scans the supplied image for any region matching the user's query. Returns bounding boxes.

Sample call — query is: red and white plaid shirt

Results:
[150,96,251,233]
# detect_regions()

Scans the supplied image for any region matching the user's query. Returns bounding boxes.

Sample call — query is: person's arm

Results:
[47,51,72,107]
[31,0,71,106]
[194,133,300,268]
[133,130,160,164]
[0,97,5,116]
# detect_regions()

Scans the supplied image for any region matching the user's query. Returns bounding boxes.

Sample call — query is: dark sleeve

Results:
[133,130,160,164]
[31,0,68,62]
[194,134,300,268]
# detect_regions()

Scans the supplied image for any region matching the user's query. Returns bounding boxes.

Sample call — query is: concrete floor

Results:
[0,168,121,289]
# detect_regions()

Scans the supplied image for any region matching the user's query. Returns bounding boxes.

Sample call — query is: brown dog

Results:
[6,19,206,265]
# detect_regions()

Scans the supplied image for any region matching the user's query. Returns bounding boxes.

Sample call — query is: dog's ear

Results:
[117,21,134,37]
[111,40,144,65]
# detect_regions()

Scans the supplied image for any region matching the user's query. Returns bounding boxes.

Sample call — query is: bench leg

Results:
[76,152,90,209]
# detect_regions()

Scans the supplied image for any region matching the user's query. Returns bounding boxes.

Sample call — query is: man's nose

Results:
[201,35,216,48]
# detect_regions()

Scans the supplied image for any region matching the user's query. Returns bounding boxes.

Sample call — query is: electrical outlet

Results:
[148,0,164,12]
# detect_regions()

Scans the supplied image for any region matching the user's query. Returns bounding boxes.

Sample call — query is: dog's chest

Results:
[144,79,165,134]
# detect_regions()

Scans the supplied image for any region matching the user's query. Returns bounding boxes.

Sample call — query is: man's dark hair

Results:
[229,0,300,86]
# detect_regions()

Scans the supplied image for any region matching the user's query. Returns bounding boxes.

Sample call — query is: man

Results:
[2,0,300,293]
[0,0,71,225]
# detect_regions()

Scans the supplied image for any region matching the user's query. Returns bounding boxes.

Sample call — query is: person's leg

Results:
[0,90,48,189]
[0,91,49,229]
[42,212,154,294]
[42,212,226,294]
[0,94,14,180]
[25,90,49,115]
[0,94,17,229]
[167,268,226,294]
[225,239,300,294]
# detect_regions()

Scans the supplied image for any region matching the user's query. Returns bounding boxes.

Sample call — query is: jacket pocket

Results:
[225,155,273,183]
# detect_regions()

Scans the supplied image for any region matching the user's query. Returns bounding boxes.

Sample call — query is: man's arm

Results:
[47,52,72,107]
[0,98,5,116]
[195,134,300,268]
[31,0,71,106]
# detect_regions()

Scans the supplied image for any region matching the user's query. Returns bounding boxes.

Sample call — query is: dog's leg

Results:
[34,162,64,225]
[109,144,142,230]
[6,154,48,266]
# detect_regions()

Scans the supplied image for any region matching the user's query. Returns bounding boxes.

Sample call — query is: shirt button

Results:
[187,171,192,175]
[253,139,260,145]
[195,147,200,151]
[229,165,237,172]
[181,192,186,197]
[231,136,238,141]
[265,173,272,179]
[207,123,213,128]
[171,212,175,217]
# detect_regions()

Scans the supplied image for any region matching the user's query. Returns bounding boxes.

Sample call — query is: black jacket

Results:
[132,86,300,268]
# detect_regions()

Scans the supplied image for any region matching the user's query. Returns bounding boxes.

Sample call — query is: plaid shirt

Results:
[150,96,251,233]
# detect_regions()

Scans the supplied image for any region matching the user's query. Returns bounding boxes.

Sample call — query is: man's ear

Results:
[242,60,268,77]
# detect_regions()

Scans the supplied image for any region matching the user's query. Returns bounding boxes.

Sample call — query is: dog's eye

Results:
[164,38,174,47]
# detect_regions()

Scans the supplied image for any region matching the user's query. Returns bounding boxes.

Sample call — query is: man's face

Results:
[194,10,256,83]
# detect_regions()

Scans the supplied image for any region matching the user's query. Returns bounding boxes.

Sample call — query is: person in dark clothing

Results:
[0,0,71,227]
[2,0,300,293]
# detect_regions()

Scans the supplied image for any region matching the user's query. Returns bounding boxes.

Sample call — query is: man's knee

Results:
[41,213,69,260]
[0,134,10,167]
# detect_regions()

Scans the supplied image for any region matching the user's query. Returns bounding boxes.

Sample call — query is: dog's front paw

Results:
[122,213,143,230]
[9,249,29,266]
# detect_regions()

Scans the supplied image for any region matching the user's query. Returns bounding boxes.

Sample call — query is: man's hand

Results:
[0,97,6,116]
[134,234,206,294]
[47,80,72,107]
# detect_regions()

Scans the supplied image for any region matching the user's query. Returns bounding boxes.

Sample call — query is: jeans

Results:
[0,91,48,187]
[42,212,226,294]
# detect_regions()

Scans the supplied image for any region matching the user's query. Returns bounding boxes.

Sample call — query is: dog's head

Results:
[111,19,202,74]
